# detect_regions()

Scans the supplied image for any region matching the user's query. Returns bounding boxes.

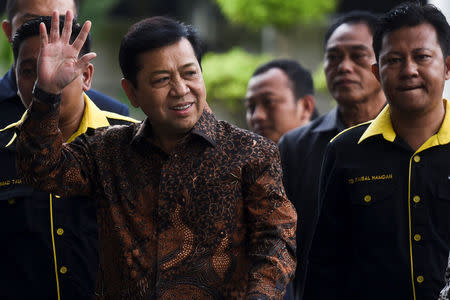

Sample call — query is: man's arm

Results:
[16,10,97,197]
[245,142,297,299]
[440,253,450,300]
[306,141,346,299]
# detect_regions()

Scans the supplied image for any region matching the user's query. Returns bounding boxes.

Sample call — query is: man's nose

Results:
[400,57,419,78]
[170,76,190,97]
[251,104,267,122]
[337,56,353,73]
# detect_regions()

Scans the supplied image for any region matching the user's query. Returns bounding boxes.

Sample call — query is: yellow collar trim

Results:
[416,99,450,152]
[358,104,395,144]
[2,93,112,147]
[66,93,110,143]
[358,99,450,151]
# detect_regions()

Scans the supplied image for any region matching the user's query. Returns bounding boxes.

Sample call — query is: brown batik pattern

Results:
[16,100,297,300]
[440,253,450,300]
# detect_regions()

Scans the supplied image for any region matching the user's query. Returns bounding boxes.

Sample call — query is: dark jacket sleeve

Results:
[16,100,97,198]
[245,142,297,300]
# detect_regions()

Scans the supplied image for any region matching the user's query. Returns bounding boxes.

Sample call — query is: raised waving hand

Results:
[35,10,96,95]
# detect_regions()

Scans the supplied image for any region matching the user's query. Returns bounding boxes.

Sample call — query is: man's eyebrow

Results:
[150,63,197,75]
[326,44,371,52]
[180,62,196,69]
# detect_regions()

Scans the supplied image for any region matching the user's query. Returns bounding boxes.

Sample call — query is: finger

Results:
[71,20,91,53]
[39,22,48,48]
[77,52,97,69]
[49,10,60,43]
[61,10,74,44]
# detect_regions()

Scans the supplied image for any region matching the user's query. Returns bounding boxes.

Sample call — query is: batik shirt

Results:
[16,98,297,300]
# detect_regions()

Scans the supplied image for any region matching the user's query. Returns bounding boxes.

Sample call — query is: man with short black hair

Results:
[278,11,386,300]
[0,0,128,129]
[312,3,450,299]
[16,11,296,299]
[0,16,137,299]
[245,59,317,143]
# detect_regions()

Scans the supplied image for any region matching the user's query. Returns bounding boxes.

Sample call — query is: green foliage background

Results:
[202,48,272,112]
[0,13,13,73]
[215,0,336,29]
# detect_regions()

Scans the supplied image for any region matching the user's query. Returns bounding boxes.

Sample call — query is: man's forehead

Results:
[326,22,373,51]
[380,23,440,51]
[14,0,76,22]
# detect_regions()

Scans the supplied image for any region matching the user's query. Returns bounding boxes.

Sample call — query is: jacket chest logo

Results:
[348,174,393,185]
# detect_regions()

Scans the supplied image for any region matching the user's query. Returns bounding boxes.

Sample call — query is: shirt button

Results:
[8,198,15,205]
[174,154,178,158]
[413,155,421,163]
[413,195,421,203]
[60,266,68,274]
[416,275,424,283]
[54,194,61,199]
[181,197,186,203]
[414,234,421,242]
[57,228,64,236]
[364,195,372,203]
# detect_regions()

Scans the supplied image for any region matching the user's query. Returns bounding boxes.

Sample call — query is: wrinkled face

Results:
[15,36,86,116]
[8,0,75,40]
[124,38,207,139]
[377,23,450,115]
[245,68,306,142]
[324,22,381,105]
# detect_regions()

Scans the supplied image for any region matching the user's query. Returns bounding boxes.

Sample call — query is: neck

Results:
[338,92,386,128]
[59,97,86,141]
[390,103,445,152]
[152,130,190,153]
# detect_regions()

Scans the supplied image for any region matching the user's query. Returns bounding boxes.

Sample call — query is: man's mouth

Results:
[397,85,423,92]
[334,79,359,87]
[171,103,193,111]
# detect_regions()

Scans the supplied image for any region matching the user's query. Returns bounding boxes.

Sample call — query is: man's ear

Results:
[444,56,450,80]
[372,63,380,82]
[2,20,13,43]
[81,63,94,91]
[296,94,315,124]
[121,78,139,108]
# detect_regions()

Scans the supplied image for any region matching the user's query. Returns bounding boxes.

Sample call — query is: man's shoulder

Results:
[329,121,371,148]
[0,68,18,102]
[102,111,139,126]
[84,121,140,146]
[86,89,130,116]
[279,111,338,150]
[217,119,277,150]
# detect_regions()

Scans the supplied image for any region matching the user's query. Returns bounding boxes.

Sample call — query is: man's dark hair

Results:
[252,59,319,120]
[12,16,90,62]
[323,11,378,50]
[119,16,205,87]
[373,2,450,62]
[6,0,80,22]
[253,59,314,99]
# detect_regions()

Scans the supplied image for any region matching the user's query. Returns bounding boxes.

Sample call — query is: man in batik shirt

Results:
[16,10,297,299]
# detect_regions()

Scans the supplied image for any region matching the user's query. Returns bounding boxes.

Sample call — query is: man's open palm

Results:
[36,10,96,94]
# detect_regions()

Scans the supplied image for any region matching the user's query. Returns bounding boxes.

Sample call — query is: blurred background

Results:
[0,0,447,125]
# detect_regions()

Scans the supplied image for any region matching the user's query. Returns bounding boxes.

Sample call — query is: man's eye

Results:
[387,57,401,64]
[416,54,431,61]
[184,70,197,77]
[20,69,36,77]
[152,77,169,85]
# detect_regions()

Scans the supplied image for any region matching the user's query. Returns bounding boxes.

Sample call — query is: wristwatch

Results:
[32,83,62,109]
